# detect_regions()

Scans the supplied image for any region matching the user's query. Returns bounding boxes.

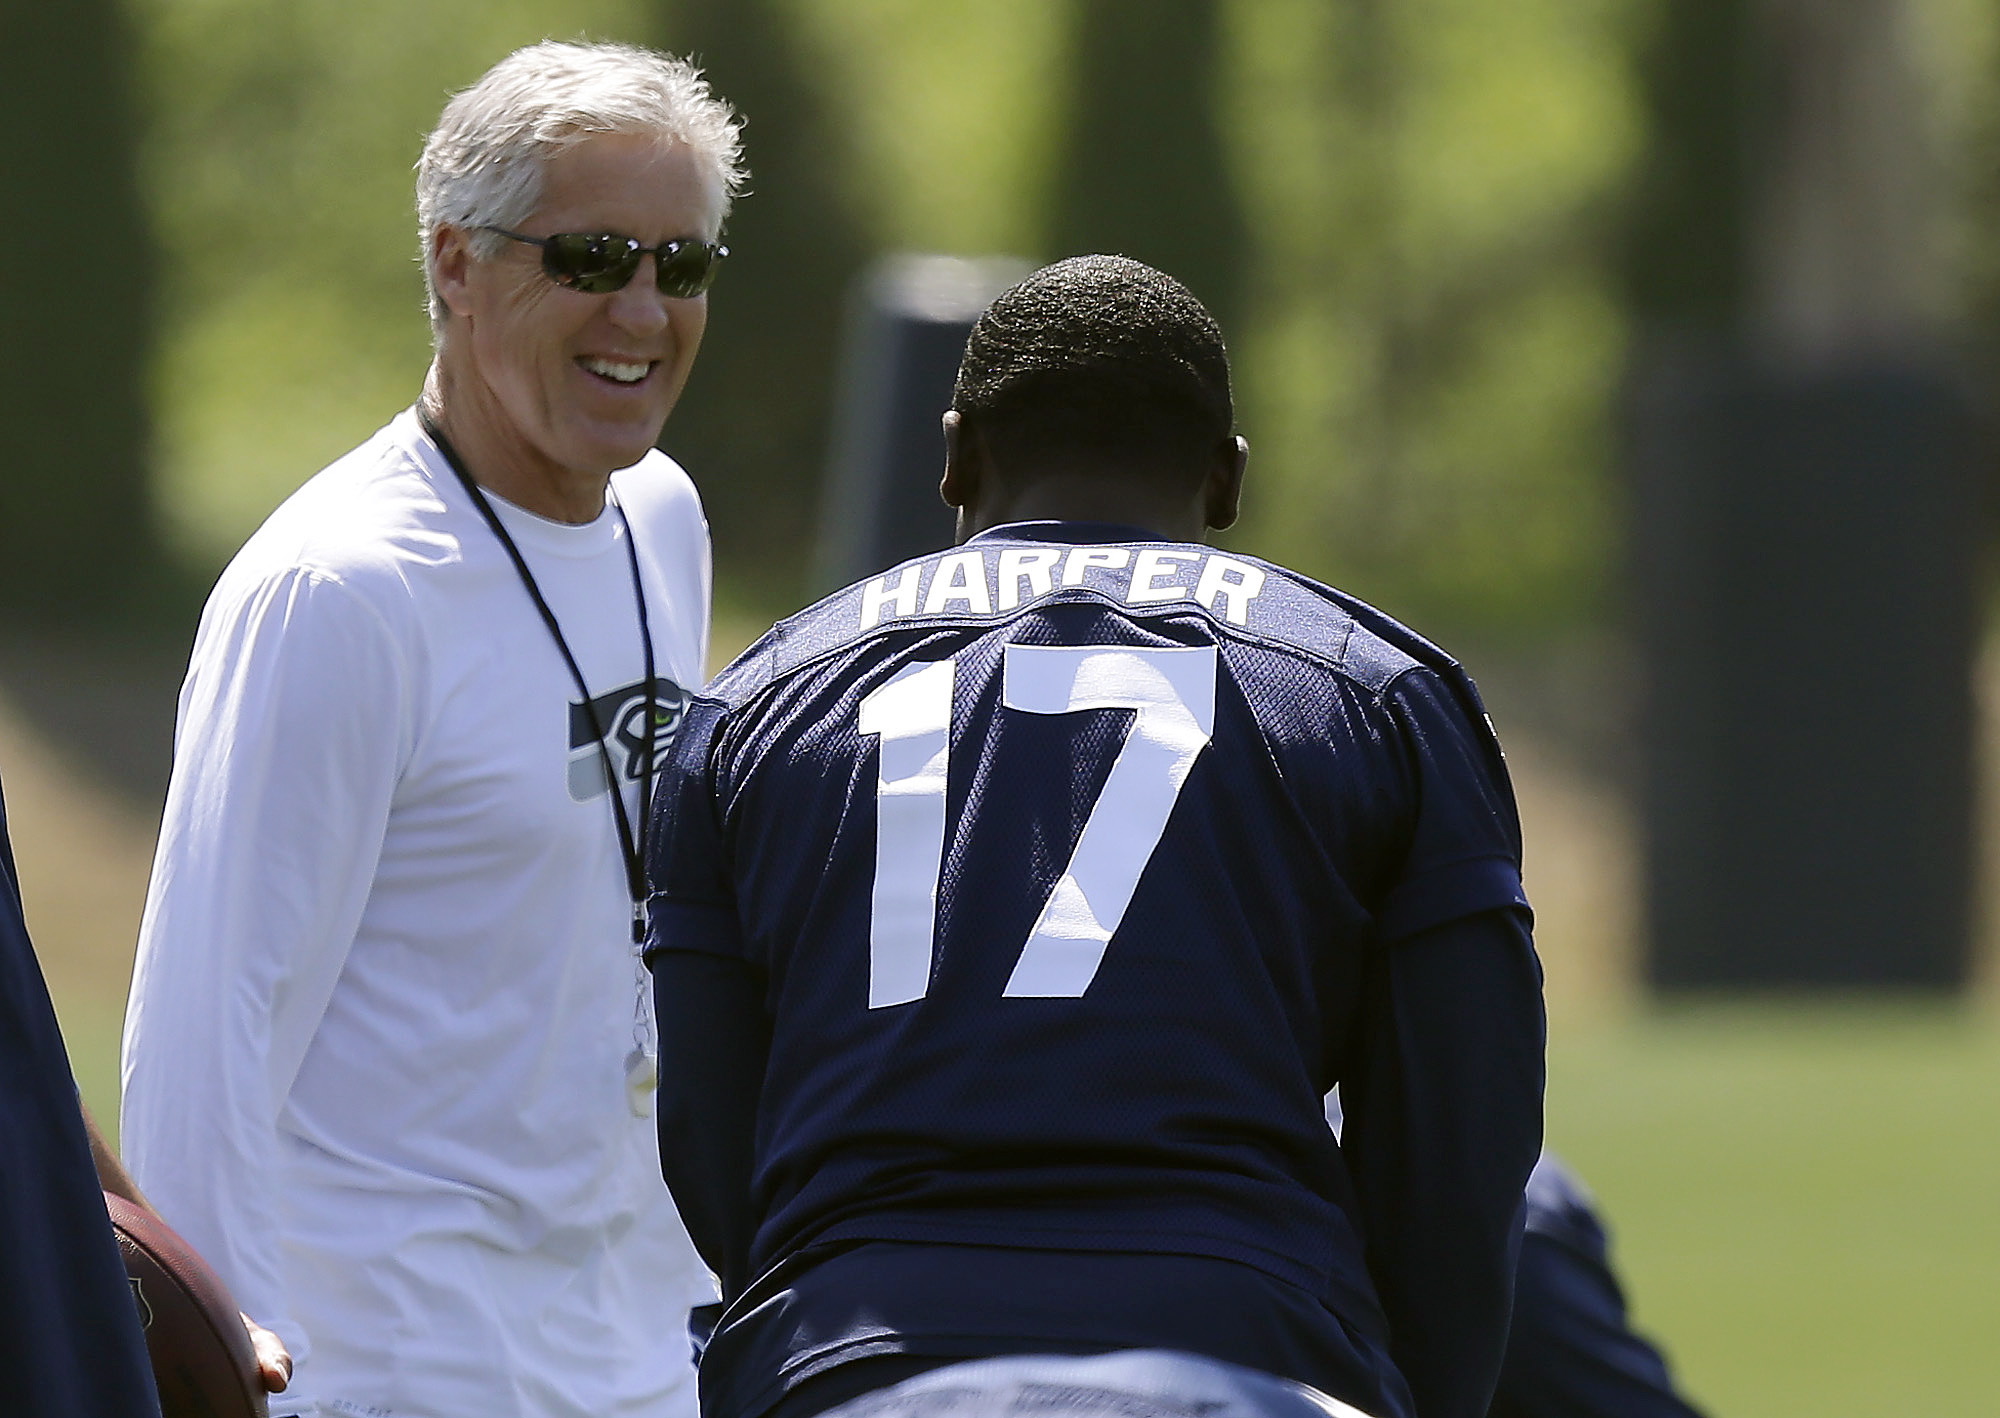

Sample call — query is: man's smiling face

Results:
[442,130,720,486]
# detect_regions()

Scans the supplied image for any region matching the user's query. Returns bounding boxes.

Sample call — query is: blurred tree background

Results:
[85,0,1665,638]
[5,1,2000,1412]
[7,0,1985,641]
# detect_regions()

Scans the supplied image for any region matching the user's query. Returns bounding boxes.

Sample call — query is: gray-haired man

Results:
[122,41,742,1418]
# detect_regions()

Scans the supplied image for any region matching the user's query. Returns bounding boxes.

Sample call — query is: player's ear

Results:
[1203,435,1247,532]
[940,410,974,511]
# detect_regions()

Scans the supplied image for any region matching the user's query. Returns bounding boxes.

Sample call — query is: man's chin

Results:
[571,423,671,475]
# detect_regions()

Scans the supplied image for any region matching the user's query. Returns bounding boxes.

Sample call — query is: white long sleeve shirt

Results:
[122,410,716,1418]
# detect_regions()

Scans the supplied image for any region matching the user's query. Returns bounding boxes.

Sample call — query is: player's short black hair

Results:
[951,255,1233,479]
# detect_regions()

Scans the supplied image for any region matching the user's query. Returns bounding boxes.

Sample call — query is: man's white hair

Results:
[416,40,746,328]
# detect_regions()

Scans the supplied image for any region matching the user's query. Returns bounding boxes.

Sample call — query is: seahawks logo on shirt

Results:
[566,677,691,802]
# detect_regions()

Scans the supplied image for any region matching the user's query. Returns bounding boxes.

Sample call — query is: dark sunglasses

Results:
[480,226,728,297]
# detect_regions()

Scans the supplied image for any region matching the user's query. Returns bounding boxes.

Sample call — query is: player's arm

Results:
[83,1101,293,1394]
[121,565,410,1365]
[1343,906,1543,1418]
[644,695,768,1302]
[650,949,769,1299]
[1340,667,1545,1418]
[82,1098,148,1211]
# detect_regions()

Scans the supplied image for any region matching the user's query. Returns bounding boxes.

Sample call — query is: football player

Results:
[644,255,1545,1418]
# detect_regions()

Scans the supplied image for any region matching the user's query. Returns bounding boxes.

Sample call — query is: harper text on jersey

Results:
[859,546,1268,631]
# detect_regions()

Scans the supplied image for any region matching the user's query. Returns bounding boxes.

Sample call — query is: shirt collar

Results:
[965,519,1174,547]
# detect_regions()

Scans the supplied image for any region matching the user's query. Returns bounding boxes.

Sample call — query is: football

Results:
[105,1193,268,1418]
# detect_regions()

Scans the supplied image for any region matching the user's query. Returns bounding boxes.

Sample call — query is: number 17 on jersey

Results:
[858,643,1218,1008]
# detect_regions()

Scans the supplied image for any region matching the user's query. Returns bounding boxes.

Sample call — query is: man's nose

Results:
[606,263,679,334]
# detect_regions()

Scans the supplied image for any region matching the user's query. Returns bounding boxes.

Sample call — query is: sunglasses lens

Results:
[528,233,725,296]
[543,233,643,293]
[656,242,724,298]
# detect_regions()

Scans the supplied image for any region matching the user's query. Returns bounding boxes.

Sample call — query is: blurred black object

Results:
[1623,0,1981,990]
[815,256,1028,591]
[654,0,872,615]
[0,2,163,624]
[1630,347,1980,989]
[1047,0,1245,336]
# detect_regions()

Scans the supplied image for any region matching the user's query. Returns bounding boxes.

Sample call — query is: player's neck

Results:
[944,420,1244,545]
[960,480,1208,544]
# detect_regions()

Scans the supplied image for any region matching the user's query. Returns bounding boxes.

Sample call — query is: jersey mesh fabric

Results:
[648,524,1526,1308]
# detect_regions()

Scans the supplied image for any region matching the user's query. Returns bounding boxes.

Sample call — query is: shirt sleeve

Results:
[120,564,412,1354]
[643,693,768,1299]
[649,950,769,1301]
[1373,667,1529,942]
[1341,904,1545,1418]
[644,695,746,961]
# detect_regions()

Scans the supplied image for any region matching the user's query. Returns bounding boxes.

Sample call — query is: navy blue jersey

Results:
[648,521,1544,1418]
[0,773,162,1418]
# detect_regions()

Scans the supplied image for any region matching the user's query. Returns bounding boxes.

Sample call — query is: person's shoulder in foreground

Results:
[0,772,161,1418]
[1489,1154,1710,1418]
[647,255,1544,1418]
[121,37,742,1418]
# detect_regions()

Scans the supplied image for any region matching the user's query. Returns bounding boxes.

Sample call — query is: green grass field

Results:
[57,990,1999,1416]
[1546,1001,2000,1416]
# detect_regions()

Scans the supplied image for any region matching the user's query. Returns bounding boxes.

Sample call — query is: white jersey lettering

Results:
[857,645,1217,1005]
[1061,547,1131,586]
[1127,549,1202,605]
[859,546,1266,630]
[997,548,1060,610]
[857,659,956,1007]
[922,551,992,615]
[860,565,923,630]
[1194,556,1266,626]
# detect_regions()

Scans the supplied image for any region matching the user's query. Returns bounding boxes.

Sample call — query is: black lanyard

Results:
[418,410,658,943]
